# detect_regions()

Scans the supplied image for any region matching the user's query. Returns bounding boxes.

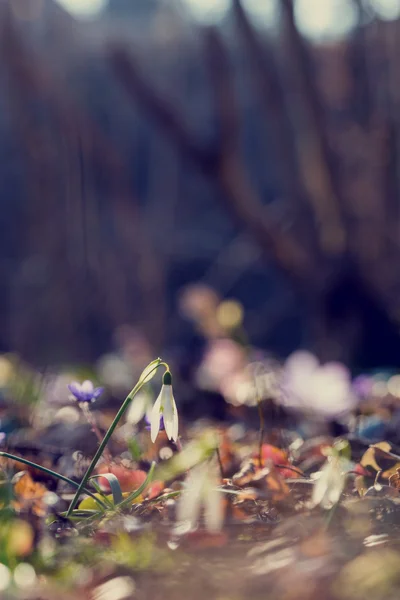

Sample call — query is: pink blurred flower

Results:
[281,351,356,418]
[196,339,247,392]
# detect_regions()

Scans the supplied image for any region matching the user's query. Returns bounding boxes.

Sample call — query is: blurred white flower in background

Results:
[96,353,134,391]
[42,373,77,406]
[177,459,223,533]
[312,455,347,509]
[196,338,247,392]
[126,391,152,426]
[281,351,356,418]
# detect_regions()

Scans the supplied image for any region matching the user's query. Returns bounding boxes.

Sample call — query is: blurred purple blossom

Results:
[281,351,356,418]
[68,380,103,404]
[352,374,374,400]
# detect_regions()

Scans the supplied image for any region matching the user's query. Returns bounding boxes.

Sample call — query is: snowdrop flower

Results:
[312,455,347,509]
[150,371,178,443]
[281,351,356,418]
[177,459,223,533]
[68,380,104,404]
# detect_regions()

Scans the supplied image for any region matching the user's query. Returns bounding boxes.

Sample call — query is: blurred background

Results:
[1,0,400,373]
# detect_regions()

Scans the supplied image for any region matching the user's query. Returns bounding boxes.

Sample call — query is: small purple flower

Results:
[68,380,103,403]
[352,375,374,401]
[144,412,164,432]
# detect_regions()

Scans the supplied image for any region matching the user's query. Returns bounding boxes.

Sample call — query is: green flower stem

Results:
[66,362,163,517]
[0,451,108,510]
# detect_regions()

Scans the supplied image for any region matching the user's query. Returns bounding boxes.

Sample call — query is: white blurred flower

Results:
[177,459,223,533]
[196,338,247,392]
[97,353,134,390]
[150,372,178,443]
[312,455,347,509]
[281,351,356,418]
[42,373,76,406]
[126,391,152,425]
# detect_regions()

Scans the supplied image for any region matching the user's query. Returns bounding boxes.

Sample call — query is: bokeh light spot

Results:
[181,0,230,25]
[55,0,107,18]
[370,0,400,20]
[294,0,358,40]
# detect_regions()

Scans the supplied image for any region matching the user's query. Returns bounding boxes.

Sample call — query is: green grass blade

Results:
[90,473,123,506]
[0,451,108,511]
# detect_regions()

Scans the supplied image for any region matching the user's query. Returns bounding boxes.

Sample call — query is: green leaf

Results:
[89,479,115,508]
[0,451,108,510]
[59,509,102,521]
[90,474,123,506]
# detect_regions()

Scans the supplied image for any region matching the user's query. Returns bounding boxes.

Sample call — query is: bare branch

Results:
[280,0,347,256]
[108,40,314,284]
[233,0,315,246]
[0,5,166,353]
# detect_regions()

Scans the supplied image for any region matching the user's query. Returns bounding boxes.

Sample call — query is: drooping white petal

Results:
[168,392,179,442]
[162,386,175,440]
[150,395,162,443]
[172,403,179,442]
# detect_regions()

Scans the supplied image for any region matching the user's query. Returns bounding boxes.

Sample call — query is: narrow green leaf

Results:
[59,509,102,521]
[89,479,115,508]
[90,473,123,506]
[0,451,108,511]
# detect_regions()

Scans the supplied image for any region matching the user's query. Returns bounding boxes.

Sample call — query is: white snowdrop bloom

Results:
[150,372,179,443]
[312,455,346,509]
[177,459,224,533]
